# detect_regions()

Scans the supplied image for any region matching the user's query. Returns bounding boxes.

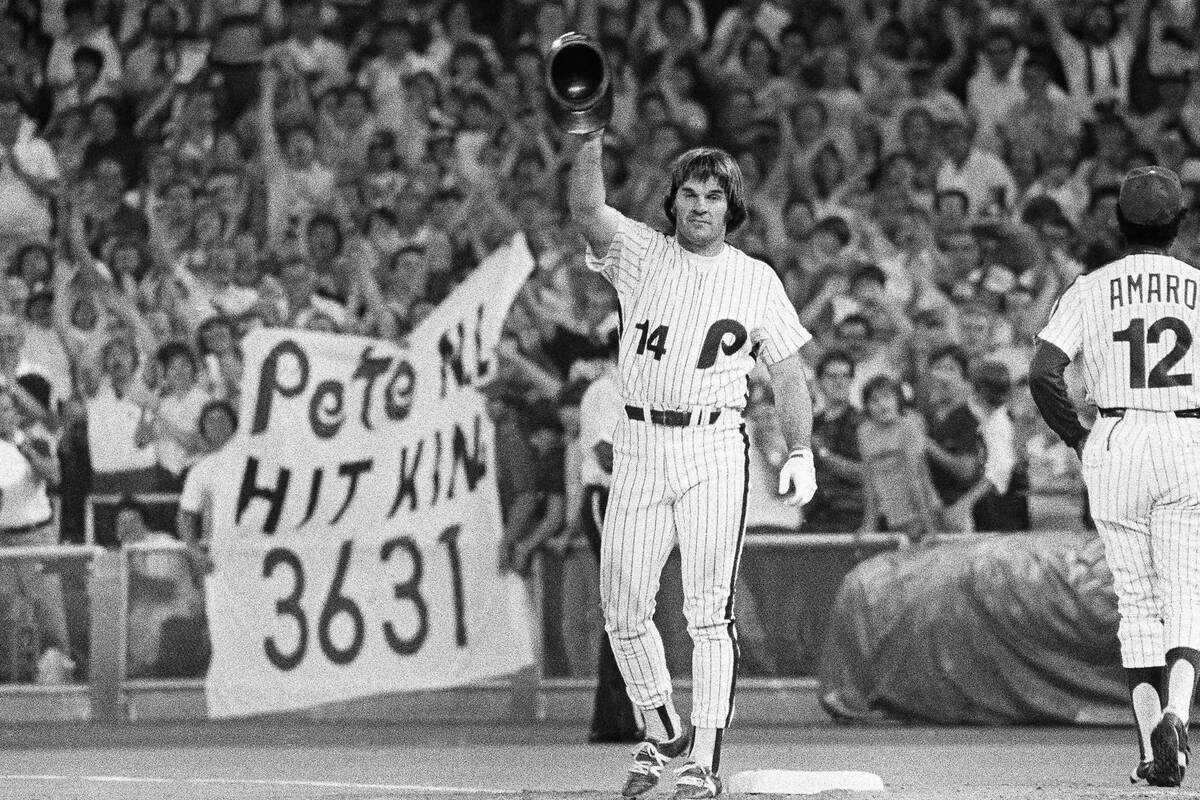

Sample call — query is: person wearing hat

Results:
[1030,165,1200,786]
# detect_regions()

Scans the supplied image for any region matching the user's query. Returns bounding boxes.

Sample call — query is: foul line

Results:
[1,774,518,794]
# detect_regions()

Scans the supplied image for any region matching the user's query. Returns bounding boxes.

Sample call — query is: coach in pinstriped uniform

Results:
[1031,166,1200,788]
[567,127,817,798]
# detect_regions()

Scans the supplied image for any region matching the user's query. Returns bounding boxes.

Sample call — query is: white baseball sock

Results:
[690,727,721,771]
[1165,659,1196,724]
[643,702,682,743]
[1132,682,1162,759]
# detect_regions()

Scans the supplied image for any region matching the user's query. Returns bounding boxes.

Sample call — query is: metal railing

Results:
[1,505,1043,721]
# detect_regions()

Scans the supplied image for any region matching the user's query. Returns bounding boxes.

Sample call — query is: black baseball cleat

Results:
[1130,759,1155,784]
[619,724,694,797]
[1150,711,1190,787]
[672,761,722,799]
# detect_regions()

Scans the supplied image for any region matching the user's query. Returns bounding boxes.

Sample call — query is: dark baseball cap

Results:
[1119,165,1184,226]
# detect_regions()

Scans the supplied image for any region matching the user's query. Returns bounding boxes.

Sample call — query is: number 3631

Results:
[261,526,467,671]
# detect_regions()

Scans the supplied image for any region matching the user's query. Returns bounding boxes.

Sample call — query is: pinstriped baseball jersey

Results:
[1039,253,1200,410]
[587,217,811,411]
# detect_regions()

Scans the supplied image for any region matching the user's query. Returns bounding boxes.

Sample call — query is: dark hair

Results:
[306,212,343,252]
[199,398,238,438]
[8,242,51,278]
[156,341,196,370]
[196,315,234,355]
[656,0,691,28]
[113,494,150,524]
[63,0,93,19]
[88,96,120,121]
[1116,205,1185,249]
[15,373,49,413]
[662,147,748,234]
[817,350,855,379]
[72,44,104,69]
[935,188,971,214]
[101,334,140,373]
[928,344,970,376]
[811,215,851,247]
[861,374,903,410]
[282,121,317,145]
[449,41,492,86]
[850,261,886,288]
[1087,185,1121,213]
[837,312,874,339]
[779,21,810,48]
[739,31,779,74]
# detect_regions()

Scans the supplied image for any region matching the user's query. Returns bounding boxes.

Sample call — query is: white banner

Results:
[204,234,537,718]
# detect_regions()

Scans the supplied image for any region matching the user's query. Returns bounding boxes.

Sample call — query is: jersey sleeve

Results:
[1037,280,1085,358]
[754,269,813,365]
[584,216,658,297]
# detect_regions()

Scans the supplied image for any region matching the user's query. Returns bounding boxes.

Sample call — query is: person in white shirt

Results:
[86,335,157,494]
[0,386,73,679]
[176,398,237,551]
[0,94,62,263]
[257,62,337,249]
[935,114,1017,218]
[945,360,1026,533]
[137,342,210,491]
[967,25,1032,153]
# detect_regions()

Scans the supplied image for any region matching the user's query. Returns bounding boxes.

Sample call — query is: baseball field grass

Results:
[1,720,1194,799]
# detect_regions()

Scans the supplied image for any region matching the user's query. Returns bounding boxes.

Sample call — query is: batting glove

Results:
[778,448,817,506]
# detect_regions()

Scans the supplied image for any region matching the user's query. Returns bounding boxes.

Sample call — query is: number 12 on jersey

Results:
[1112,316,1194,389]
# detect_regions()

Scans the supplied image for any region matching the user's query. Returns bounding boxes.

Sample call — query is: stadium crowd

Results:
[0,0,1197,682]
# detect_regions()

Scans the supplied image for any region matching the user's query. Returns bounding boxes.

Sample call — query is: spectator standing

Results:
[86,335,157,494]
[804,351,863,533]
[959,360,1030,533]
[921,345,985,518]
[258,62,337,249]
[177,399,237,551]
[1032,0,1147,119]
[138,342,209,491]
[935,115,1017,218]
[856,375,940,540]
[0,92,61,263]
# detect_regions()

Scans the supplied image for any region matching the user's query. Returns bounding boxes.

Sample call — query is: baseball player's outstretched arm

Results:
[1029,339,1089,455]
[567,130,624,257]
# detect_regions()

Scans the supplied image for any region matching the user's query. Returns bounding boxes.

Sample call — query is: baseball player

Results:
[1030,166,1199,787]
[568,131,817,800]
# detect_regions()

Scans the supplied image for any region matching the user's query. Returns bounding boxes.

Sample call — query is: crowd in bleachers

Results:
[0,0,1197,681]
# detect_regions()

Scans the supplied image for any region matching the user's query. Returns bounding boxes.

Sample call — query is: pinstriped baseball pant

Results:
[1084,409,1200,668]
[599,416,749,730]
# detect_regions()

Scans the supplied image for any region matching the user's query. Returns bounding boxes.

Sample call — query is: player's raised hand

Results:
[778,448,817,506]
